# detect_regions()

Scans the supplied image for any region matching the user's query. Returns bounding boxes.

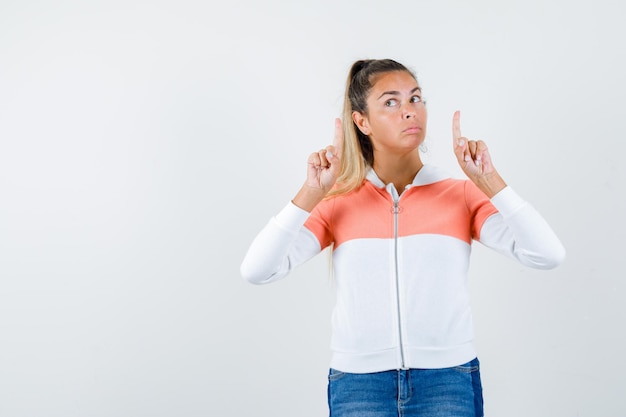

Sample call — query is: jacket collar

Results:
[365,164,451,189]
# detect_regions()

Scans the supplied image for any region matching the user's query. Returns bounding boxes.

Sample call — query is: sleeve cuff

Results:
[274,201,311,230]
[490,186,528,218]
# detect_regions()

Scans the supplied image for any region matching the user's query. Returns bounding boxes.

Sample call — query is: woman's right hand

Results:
[293,118,344,211]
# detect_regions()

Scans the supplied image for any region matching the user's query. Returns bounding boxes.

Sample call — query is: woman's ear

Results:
[352,111,371,136]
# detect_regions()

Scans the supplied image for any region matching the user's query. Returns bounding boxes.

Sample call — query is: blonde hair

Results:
[327,59,417,197]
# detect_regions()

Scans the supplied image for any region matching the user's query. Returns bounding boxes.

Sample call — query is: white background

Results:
[1,0,624,416]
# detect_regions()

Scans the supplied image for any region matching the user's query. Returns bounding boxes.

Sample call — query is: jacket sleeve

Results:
[240,201,323,284]
[478,187,566,269]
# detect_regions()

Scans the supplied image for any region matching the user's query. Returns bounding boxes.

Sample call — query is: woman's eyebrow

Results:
[377,86,422,100]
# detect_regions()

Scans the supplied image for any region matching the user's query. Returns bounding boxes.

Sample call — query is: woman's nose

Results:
[401,101,416,119]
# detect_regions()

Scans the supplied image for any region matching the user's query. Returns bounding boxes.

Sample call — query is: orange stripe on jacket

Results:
[304,179,498,250]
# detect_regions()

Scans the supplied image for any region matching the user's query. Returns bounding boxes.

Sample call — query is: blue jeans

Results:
[327,358,483,417]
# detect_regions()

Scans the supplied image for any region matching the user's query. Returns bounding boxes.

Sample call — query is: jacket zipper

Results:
[391,193,407,369]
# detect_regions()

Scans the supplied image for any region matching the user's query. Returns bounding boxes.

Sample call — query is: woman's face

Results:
[353,70,427,157]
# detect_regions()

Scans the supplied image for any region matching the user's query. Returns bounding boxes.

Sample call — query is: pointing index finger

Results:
[333,118,344,155]
[452,110,462,142]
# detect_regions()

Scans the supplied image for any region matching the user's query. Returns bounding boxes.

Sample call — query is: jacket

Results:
[240,165,565,373]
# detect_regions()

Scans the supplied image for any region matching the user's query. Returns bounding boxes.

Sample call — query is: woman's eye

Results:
[410,95,422,103]
[385,99,398,107]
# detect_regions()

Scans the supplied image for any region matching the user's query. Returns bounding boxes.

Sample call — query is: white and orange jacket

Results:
[241,165,565,373]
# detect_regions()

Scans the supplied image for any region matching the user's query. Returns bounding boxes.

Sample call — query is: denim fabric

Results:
[328,358,483,417]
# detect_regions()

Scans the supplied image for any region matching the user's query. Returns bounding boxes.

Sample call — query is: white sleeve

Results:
[240,202,323,284]
[479,187,566,269]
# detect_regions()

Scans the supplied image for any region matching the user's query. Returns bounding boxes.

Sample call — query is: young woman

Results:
[240,59,565,417]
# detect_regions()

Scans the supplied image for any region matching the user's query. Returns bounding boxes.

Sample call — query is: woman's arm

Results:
[479,187,566,269]
[240,202,322,284]
[452,111,565,268]
[241,119,343,283]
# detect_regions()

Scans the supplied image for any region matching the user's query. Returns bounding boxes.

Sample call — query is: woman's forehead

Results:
[370,71,420,94]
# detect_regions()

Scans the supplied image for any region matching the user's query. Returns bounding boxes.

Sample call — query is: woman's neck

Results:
[372,152,424,193]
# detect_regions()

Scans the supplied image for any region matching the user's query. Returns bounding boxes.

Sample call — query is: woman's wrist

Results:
[292,185,327,212]
[475,171,507,199]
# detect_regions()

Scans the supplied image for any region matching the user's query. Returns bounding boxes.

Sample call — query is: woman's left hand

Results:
[452,110,507,198]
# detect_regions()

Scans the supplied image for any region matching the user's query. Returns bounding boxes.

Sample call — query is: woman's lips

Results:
[403,126,422,134]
